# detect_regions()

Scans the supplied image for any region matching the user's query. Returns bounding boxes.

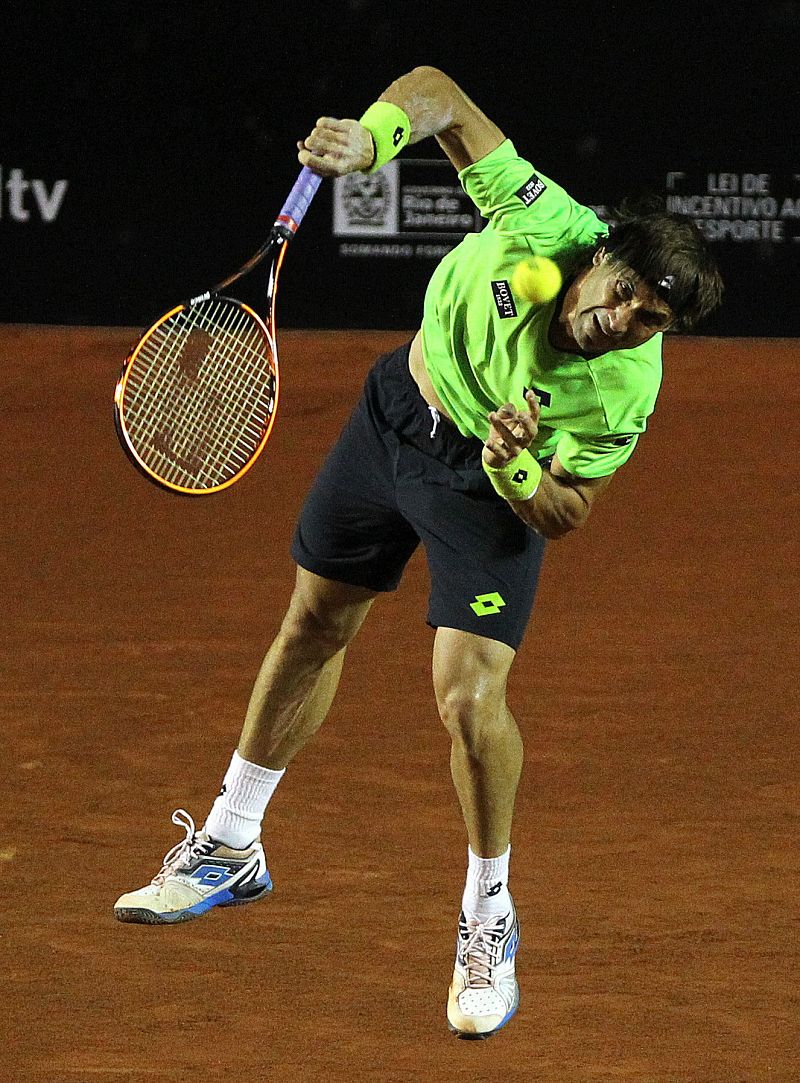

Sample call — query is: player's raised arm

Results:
[297,66,505,177]
[377,65,506,170]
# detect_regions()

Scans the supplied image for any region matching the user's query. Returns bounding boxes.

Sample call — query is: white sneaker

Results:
[114,809,272,925]
[447,904,520,1038]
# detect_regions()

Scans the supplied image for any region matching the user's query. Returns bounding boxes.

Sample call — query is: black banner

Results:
[2,3,798,336]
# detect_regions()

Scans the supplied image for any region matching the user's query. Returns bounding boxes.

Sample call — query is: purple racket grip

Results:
[275,167,323,234]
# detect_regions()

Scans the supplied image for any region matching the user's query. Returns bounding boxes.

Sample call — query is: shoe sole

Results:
[113,883,273,925]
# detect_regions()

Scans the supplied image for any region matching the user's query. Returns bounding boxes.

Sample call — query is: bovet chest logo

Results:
[491,279,517,319]
[515,173,547,206]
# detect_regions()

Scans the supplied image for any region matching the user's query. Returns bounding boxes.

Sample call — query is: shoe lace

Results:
[461,914,505,988]
[150,809,206,887]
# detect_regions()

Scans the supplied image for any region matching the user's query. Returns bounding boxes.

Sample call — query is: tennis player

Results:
[115,66,723,1039]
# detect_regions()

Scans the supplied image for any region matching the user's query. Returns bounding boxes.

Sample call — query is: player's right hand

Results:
[482,391,541,468]
[297,117,375,177]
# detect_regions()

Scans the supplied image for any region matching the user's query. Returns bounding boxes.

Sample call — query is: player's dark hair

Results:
[601,196,724,330]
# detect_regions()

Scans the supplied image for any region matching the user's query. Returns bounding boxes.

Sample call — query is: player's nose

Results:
[607,305,633,335]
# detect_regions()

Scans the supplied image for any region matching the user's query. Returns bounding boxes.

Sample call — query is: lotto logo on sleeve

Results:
[515,174,547,206]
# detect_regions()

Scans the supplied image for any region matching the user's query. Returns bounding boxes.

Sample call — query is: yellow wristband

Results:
[358,101,411,173]
[482,449,543,502]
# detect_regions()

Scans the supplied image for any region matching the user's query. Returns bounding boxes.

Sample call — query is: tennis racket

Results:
[114,166,322,495]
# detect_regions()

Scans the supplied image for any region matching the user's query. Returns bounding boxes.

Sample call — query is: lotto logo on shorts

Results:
[515,174,547,206]
[470,592,507,616]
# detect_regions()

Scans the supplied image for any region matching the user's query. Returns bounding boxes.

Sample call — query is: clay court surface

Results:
[2,326,797,1081]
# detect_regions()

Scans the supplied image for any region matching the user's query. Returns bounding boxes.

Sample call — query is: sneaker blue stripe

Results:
[185,872,272,916]
[185,887,236,915]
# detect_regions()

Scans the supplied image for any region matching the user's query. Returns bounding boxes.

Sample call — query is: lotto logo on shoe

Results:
[191,863,236,887]
[0,167,69,222]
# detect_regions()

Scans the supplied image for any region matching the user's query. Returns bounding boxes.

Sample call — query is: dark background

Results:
[2,0,798,334]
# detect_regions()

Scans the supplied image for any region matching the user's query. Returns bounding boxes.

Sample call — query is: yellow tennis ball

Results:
[510,255,562,304]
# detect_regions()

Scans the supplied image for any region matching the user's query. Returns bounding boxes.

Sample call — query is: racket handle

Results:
[275,167,323,235]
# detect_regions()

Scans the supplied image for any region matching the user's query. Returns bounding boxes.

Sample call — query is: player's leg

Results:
[392,390,544,1035]
[113,567,377,926]
[198,565,378,847]
[114,342,420,926]
[433,628,520,859]
[237,566,377,769]
[432,628,523,1039]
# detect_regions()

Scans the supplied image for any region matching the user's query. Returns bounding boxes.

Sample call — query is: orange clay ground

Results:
[2,327,798,1082]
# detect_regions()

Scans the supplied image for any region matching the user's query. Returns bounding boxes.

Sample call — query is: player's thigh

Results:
[292,468,419,592]
[432,626,516,721]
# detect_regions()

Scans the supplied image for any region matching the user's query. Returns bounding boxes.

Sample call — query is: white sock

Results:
[461,845,512,921]
[203,750,285,848]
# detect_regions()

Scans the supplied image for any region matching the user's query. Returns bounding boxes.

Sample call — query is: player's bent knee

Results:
[277,606,348,658]
[433,629,515,739]
[435,684,509,749]
[279,568,376,657]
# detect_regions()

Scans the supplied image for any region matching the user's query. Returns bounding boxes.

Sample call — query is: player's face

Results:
[568,249,675,353]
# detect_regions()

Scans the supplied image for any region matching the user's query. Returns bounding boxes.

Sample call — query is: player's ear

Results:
[592,247,607,267]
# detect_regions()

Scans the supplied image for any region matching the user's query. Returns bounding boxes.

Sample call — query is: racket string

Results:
[133,298,220,434]
[127,308,223,485]
[122,298,275,489]
[131,303,269,465]
[127,299,225,460]
[189,307,270,482]
[198,313,275,484]
[205,327,275,481]
[154,303,254,484]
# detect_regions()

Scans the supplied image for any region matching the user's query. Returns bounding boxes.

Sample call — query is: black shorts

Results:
[290,342,547,650]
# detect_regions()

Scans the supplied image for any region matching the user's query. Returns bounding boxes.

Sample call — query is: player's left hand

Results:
[482,390,540,468]
[297,117,375,176]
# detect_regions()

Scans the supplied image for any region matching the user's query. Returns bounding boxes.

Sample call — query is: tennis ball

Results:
[510,255,562,305]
